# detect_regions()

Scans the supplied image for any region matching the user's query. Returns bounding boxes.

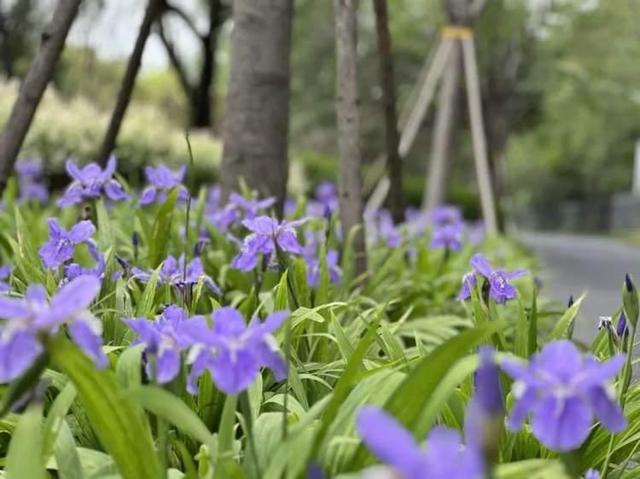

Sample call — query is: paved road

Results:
[519,232,640,342]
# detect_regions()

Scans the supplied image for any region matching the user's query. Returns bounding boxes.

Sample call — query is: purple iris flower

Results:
[356,406,484,479]
[430,205,463,226]
[206,203,238,232]
[0,264,11,293]
[132,255,220,295]
[430,221,464,251]
[306,250,341,288]
[303,230,341,287]
[457,272,477,301]
[205,188,275,232]
[405,207,430,238]
[16,159,43,178]
[139,165,189,205]
[616,313,628,342]
[284,198,298,217]
[307,182,339,217]
[64,241,105,282]
[500,340,627,451]
[464,347,503,455]
[185,307,289,394]
[16,159,48,203]
[229,192,276,220]
[457,254,527,304]
[57,154,128,207]
[39,218,96,269]
[19,181,49,203]
[125,305,201,384]
[367,210,401,247]
[231,216,306,271]
[585,470,600,479]
[0,275,105,382]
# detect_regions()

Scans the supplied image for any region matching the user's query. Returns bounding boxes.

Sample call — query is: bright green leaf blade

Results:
[6,402,45,479]
[49,335,162,479]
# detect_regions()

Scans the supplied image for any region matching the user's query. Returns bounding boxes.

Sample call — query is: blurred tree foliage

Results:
[0,0,41,78]
[508,0,640,211]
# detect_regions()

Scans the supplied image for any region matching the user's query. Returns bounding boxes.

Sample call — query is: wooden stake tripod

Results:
[367,26,498,234]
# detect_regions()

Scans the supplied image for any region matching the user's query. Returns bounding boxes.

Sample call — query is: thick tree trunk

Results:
[423,42,461,210]
[372,0,403,223]
[0,0,82,191]
[220,0,293,213]
[333,0,367,276]
[96,0,162,166]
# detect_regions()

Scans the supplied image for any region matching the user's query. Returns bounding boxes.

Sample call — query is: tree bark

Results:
[333,0,367,275]
[423,42,461,210]
[372,0,403,223]
[0,0,82,191]
[158,0,227,130]
[96,0,162,166]
[220,0,293,214]
[190,0,222,129]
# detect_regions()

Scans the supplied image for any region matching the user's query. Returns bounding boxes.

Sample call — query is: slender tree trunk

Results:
[96,0,162,166]
[334,0,367,275]
[372,0,403,223]
[220,0,293,213]
[190,0,222,129]
[0,10,13,78]
[423,42,461,210]
[0,0,82,191]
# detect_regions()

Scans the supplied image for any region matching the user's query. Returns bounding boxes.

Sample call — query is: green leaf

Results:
[116,344,144,389]
[217,393,239,476]
[315,241,330,306]
[5,402,45,479]
[292,257,310,307]
[48,335,162,479]
[95,199,114,250]
[274,270,290,310]
[495,459,568,478]
[135,267,161,317]
[528,287,539,355]
[43,381,77,458]
[53,420,86,479]
[349,320,508,469]
[12,207,45,286]
[549,293,585,340]
[310,315,382,459]
[128,385,215,452]
[148,188,179,267]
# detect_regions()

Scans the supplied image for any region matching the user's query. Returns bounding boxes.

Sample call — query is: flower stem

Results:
[282,313,292,441]
[560,450,582,479]
[151,356,168,479]
[239,392,262,478]
[217,394,238,472]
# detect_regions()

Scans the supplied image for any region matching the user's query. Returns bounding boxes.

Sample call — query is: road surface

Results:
[519,232,640,342]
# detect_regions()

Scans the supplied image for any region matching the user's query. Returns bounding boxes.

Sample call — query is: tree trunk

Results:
[485,103,509,230]
[220,0,293,213]
[333,0,367,276]
[372,0,403,223]
[96,0,162,166]
[0,0,82,191]
[423,42,461,210]
[190,0,223,130]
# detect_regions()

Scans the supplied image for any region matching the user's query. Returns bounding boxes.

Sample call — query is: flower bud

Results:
[623,274,639,329]
[465,347,503,472]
